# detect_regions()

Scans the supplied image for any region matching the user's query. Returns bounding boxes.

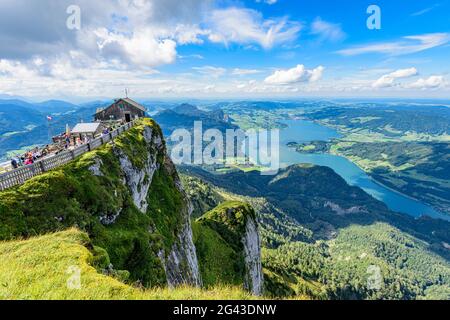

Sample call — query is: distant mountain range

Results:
[0,99,235,160]
[153,103,236,136]
[0,99,104,159]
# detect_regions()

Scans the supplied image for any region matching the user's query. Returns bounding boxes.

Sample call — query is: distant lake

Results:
[277,119,449,221]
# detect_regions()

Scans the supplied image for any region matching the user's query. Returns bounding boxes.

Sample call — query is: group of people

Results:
[10,146,51,169]
[65,134,91,150]
[7,123,119,171]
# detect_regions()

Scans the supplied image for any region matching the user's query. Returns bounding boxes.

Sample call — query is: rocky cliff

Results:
[113,121,201,287]
[0,118,201,288]
[0,118,267,294]
[193,201,264,296]
[241,213,264,295]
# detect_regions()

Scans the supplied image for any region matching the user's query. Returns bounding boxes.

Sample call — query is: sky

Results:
[0,0,449,101]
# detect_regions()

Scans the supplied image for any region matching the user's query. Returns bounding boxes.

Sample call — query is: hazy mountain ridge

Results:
[153,103,237,136]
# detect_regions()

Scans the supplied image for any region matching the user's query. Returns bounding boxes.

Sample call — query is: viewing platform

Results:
[0,119,138,192]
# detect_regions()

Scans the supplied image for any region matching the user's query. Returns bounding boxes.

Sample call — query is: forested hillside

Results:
[180,165,450,299]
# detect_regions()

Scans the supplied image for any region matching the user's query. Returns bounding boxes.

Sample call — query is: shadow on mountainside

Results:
[181,164,450,262]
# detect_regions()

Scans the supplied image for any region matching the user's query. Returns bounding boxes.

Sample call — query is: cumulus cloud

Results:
[372,67,418,88]
[264,65,324,84]
[0,0,302,77]
[406,75,445,89]
[94,28,178,68]
[207,7,301,49]
[311,17,346,42]
[0,0,214,71]
[337,33,450,56]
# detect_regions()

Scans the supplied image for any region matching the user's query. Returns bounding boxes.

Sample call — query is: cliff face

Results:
[241,215,263,295]
[0,118,201,288]
[193,201,264,296]
[113,122,201,287]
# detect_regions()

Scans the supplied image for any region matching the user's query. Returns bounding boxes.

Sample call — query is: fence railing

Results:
[0,120,138,192]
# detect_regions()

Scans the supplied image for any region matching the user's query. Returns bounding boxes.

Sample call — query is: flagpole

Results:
[47,117,51,143]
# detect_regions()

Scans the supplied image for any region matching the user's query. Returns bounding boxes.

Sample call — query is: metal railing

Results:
[0,120,138,192]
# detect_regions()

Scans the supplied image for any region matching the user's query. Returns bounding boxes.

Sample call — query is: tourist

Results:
[32,149,41,161]
[24,155,33,166]
[65,134,71,149]
[41,145,50,157]
[10,158,18,169]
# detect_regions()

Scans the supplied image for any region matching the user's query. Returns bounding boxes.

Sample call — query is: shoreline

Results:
[291,145,450,220]
[294,118,450,218]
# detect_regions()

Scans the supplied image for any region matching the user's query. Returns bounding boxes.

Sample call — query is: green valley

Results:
[180,164,450,300]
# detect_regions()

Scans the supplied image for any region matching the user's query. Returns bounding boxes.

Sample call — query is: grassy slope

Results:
[192,201,254,288]
[0,229,253,300]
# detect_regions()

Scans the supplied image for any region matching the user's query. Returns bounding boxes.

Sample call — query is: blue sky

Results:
[0,0,449,101]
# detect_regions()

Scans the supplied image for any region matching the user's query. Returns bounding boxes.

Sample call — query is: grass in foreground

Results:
[0,229,254,300]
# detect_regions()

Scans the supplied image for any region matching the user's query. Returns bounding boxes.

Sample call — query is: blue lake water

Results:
[277,119,449,221]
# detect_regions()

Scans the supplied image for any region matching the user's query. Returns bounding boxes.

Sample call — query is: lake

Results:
[277,119,449,221]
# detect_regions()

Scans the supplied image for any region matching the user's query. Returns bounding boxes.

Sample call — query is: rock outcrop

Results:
[193,201,263,295]
[113,120,201,287]
[241,214,263,296]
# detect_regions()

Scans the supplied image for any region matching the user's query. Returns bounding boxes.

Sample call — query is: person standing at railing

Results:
[65,134,71,150]
[24,154,34,166]
[41,145,50,157]
[11,158,18,169]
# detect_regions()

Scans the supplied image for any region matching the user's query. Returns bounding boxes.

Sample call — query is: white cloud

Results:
[192,66,227,78]
[0,0,213,70]
[406,75,445,89]
[411,4,440,16]
[95,28,178,69]
[264,65,324,84]
[255,0,278,4]
[231,68,261,76]
[207,7,301,49]
[309,66,325,82]
[311,17,346,42]
[0,1,448,99]
[337,33,450,56]
[373,67,418,88]
[179,54,204,60]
